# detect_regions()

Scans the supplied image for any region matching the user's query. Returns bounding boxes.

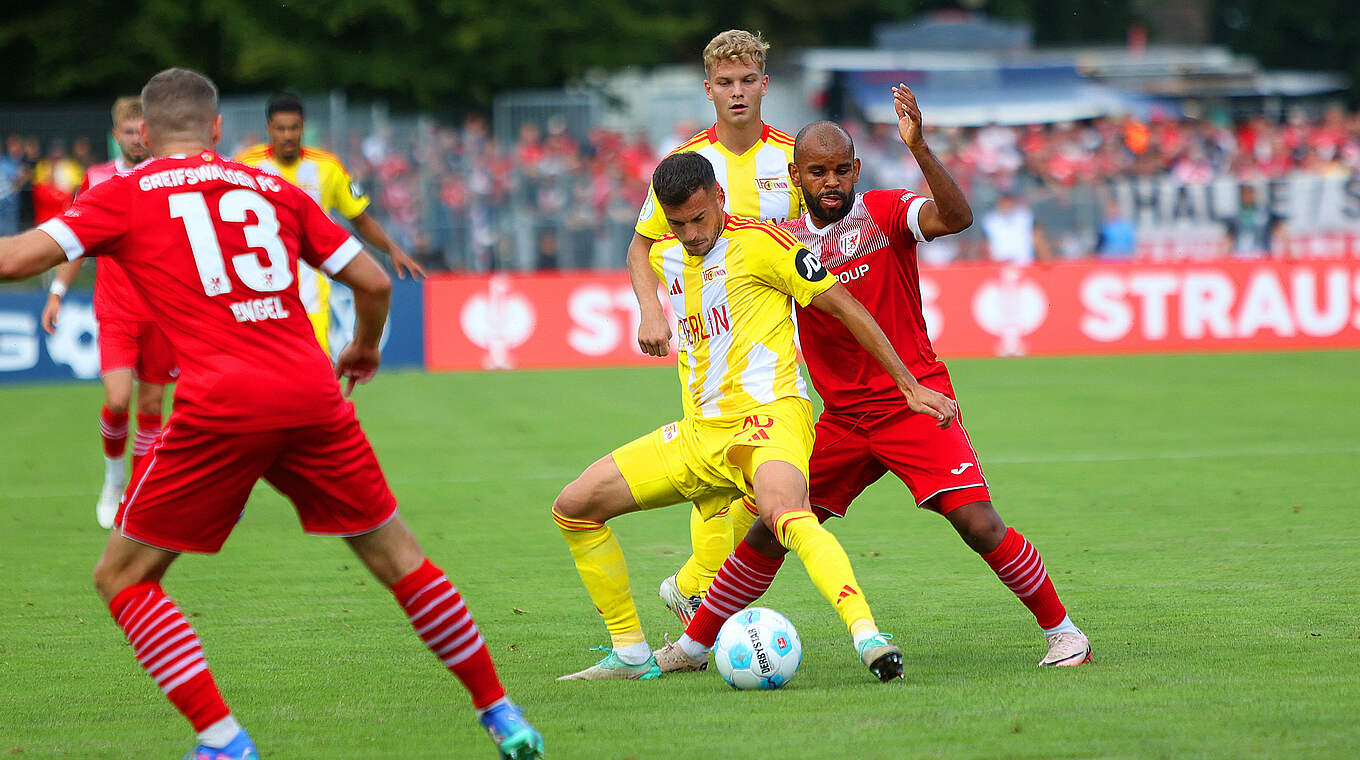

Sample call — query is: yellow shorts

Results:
[298,263,331,356]
[612,396,815,519]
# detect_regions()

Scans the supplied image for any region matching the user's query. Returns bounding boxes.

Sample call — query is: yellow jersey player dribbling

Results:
[553,152,957,681]
[628,29,805,623]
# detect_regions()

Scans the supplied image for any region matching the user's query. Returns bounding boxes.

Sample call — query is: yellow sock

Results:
[730,497,759,549]
[774,510,876,635]
[553,508,644,649]
[675,503,737,598]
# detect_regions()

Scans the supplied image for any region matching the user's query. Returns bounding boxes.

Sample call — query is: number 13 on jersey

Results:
[168,189,293,296]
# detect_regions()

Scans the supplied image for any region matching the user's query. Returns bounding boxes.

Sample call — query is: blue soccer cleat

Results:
[182,729,258,760]
[479,700,544,760]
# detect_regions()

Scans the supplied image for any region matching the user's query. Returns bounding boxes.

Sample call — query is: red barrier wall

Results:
[425,258,1360,370]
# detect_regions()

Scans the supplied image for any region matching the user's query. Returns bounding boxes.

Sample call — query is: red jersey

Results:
[782,189,947,414]
[80,158,154,322]
[38,151,362,432]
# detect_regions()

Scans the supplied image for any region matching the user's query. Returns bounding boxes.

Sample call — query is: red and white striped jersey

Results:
[782,189,949,414]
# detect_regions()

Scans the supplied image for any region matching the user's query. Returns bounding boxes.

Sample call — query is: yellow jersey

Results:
[651,215,833,420]
[636,124,803,240]
[234,145,370,355]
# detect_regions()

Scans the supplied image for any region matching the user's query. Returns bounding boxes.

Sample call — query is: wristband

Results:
[49,281,67,298]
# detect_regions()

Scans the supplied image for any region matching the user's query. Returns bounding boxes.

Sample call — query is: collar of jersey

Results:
[707,122,771,161]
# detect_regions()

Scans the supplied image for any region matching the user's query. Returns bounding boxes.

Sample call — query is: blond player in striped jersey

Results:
[237,93,425,356]
[554,152,957,681]
[628,29,806,621]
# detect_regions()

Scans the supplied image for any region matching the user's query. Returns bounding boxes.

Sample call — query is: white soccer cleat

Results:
[557,650,661,681]
[1039,632,1093,667]
[96,473,125,530]
[653,634,707,673]
[658,574,702,626]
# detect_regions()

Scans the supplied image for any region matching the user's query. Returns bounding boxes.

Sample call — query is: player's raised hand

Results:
[41,294,62,334]
[900,381,958,429]
[893,84,926,150]
[638,310,672,357]
[388,244,427,280]
[334,342,382,396]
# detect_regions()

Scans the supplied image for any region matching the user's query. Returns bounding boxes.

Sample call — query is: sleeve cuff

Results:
[37,218,85,261]
[905,197,930,243]
[320,237,363,275]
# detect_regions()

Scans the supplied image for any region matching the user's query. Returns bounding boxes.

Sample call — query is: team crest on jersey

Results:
[839,229,862,257]
[755,176,792,192]
[702,265,728,282]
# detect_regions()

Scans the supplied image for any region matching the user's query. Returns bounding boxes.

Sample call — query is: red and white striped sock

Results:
[132,413,162,472]
[684,538,785,648]
[108,581,231,732]
[392,558,506,710]
[101,406,129,459]
[980,527,1068,630]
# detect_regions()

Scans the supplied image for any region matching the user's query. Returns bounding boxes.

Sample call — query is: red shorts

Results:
[808,403,990,518]
[117,411,398,554]
[99,319,178,385]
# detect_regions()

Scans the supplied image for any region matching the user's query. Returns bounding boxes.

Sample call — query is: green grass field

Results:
[2,351,1358,759]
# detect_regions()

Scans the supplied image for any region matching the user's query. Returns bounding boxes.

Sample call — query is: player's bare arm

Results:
[41,257,84,333]
[807,280,958,428]
[351,210,427,280]
[893,84,972,240]
[626,231,670,356]
[0,229,68,282]
[330,251,392,395]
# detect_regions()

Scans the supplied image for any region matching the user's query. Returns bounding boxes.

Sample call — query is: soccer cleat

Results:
[96,473,124,530]
[182,729,258,760]
[479,700,545,760]
[857,633,904,682]
[1039,632,1093,667]
[653,634,707,673]
[658,574,702,626]
[557,649,662,681]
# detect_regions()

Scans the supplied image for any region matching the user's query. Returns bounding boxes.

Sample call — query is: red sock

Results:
[133,413,163,471]
[684,538,784,647]
[980,527,1068,630]
[392,559,506,709]
[101,406,129,458]
[109,582,231,731]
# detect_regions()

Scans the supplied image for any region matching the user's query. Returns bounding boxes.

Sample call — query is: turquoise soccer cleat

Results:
[479,700,545,760]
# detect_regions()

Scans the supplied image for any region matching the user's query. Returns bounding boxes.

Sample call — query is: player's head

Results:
[140,68,222,154]
[266,92,305,163]
[654,151,727,257]
[703,30,769,130]
[791,120,860,225]
[110,96,149,165]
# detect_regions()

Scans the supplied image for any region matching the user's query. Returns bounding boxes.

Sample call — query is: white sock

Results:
[852,628,883,651]
[197,714,242,748]
[678,634,709,661]
[104,455,125,484]
[1042,615,1082,638]
[614,641,651,665]
[474,695,511,720]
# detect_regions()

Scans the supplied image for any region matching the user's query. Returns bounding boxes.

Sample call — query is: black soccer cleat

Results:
[858,633,904,681]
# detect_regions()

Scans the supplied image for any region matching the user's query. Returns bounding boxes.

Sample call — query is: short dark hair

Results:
[652,152,716,207]
[793,120,854,163]
[267,92,304,121]
[141,68,218,143]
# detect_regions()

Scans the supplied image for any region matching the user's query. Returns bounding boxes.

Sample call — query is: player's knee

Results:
[105,398,130,416]
[552,481,598,522]
[91,555,128,604]
[950,501,1006,553]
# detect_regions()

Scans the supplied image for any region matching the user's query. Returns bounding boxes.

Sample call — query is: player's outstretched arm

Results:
[627,231,671,356]
[41,258,84,334]
[893,84,972,241]
[0,229,69,283]
[330,251,392,396]
[351,211,427,279]
[808,281,958,428]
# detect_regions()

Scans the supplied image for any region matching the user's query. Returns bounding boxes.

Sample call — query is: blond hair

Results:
[111,96,142,126]
[703,29,769,76]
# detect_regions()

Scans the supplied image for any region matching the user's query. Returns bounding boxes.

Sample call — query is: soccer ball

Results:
[714,607,802,690]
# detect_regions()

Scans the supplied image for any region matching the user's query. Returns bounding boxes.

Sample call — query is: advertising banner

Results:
[424,257,1360,371]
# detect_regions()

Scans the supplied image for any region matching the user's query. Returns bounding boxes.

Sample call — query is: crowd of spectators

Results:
[8,104,1360,272]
